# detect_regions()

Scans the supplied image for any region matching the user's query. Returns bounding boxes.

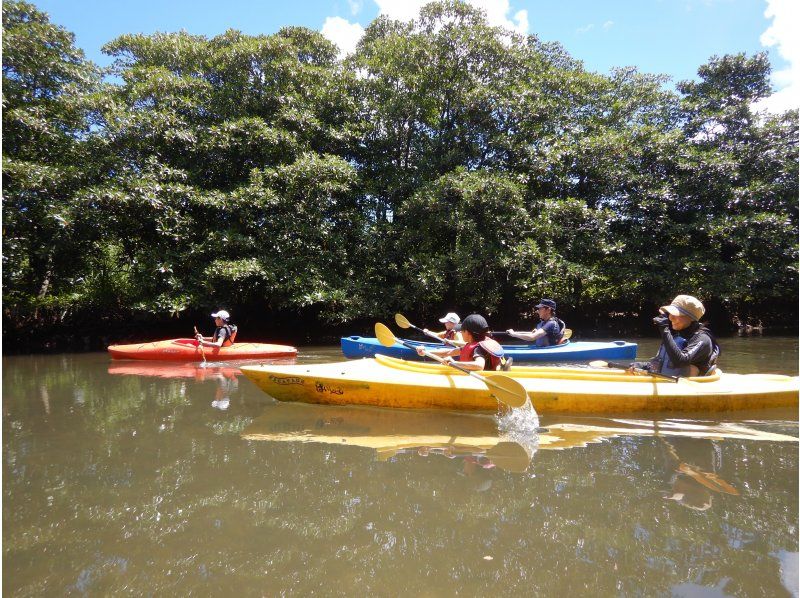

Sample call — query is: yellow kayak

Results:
[239,354,800,414]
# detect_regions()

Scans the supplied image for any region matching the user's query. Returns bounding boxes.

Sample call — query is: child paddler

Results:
[195,309,238,348]
[422,312,464,344]
[415,314,511,371]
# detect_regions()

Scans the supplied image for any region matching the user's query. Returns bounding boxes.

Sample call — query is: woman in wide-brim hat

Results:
[629,295,720,377]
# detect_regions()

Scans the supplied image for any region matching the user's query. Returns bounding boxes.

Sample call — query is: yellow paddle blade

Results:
[485,441,533,473]
[485,374,528,408]
[562,328,573,340]
[375,322,398,347]
[394,313,412,329]
[678,463,740,495]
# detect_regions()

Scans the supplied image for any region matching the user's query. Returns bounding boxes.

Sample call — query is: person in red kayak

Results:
[415,314,509,371]
[423,312,464,344]
[195,310,238,348]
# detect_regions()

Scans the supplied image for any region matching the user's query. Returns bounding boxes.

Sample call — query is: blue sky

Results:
[32,0,797,112]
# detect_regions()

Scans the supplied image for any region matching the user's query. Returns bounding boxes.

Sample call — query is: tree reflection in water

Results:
[2,354,798,596]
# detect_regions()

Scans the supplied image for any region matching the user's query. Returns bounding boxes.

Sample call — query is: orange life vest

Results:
[214,324,237,347]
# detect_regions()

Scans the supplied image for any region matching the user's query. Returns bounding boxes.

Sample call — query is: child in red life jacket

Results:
[415,314,503,371]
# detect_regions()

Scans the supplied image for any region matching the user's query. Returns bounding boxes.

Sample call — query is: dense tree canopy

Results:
[2,0,797,348]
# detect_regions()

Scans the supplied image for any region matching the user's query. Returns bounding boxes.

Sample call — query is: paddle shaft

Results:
[606,361,679,382]
[194,326,207,363]
[395,337,516,399]
[411,322,462,347]
[494,328,572,340]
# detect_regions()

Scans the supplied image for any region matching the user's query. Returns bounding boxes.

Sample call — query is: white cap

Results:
[211,310,230,321]
[438,312,460,324]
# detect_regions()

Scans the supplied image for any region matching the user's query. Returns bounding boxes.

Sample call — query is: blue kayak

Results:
[340,336,637,362]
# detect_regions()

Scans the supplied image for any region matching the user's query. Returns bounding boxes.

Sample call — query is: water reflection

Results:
[242,403,798,487]
[3,349,798,596]
[242,404,539,473]
[107,359,295,410]
[660,435,739,511]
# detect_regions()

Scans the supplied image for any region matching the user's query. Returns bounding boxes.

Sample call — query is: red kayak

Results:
[107,338,297,361]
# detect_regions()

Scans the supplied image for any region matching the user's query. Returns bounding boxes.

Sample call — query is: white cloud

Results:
[374,0,529,33]
[320,1,530,60]
[754,0,799,113]
[321,16,365,57]
[576,23,595,34]
[602,20,614,30]
[347,0,363,15]
[374,0,428,22]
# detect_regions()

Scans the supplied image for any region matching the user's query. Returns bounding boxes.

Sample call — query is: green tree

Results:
[2,0,102,324]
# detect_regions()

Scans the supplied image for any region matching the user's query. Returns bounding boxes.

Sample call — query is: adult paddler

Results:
[628,295,719,377]
[506,298,566,346]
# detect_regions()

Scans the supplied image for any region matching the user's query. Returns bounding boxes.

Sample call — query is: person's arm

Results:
[416,346,459,359]
[506,328,546,343]
[455,349,486,371]
[199,328,227,348]
[422,328,446,339]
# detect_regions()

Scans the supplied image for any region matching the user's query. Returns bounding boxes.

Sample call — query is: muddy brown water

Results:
[3,335,798,595]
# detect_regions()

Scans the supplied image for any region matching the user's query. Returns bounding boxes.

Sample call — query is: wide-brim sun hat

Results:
[660,295,704,321]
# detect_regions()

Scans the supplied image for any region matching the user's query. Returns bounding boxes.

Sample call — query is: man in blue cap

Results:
[506,299,566,347]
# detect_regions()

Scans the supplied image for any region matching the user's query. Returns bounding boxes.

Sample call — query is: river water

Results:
[3,335,798,595]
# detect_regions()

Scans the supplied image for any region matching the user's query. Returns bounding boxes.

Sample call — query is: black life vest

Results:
[213,324,238,347]
[653,327,720,377]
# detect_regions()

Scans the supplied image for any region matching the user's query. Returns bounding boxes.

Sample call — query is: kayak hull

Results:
[340,336,637,362]
[240,355,800,414]
[108,338,297,362]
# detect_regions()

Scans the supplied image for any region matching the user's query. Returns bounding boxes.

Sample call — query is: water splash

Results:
[495,402,540,468]
[496,401,540,435]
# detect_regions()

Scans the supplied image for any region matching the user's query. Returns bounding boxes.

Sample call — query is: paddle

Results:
[394,313,464,347]
[375,323,528,409]
[194,326,207,366]
[493,329,573,340]
[589,360,681,382]
[485,441,534,473]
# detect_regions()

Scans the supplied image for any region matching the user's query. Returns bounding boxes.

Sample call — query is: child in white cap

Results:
[195,309,238,348]
[423,312,463,344]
